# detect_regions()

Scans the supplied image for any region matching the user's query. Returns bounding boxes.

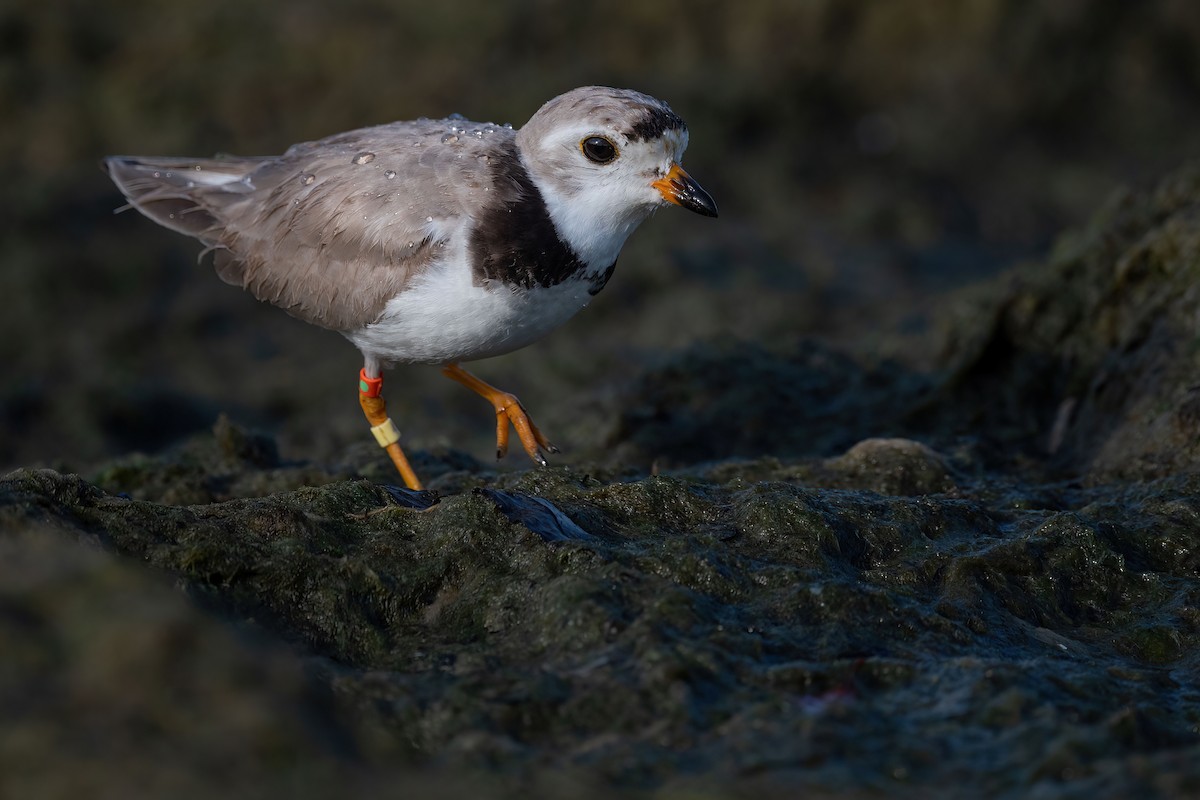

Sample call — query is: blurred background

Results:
[3,0,1200,473]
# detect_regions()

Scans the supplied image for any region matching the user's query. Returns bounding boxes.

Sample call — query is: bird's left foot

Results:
[490,391,559,464]
[441,363,559,466]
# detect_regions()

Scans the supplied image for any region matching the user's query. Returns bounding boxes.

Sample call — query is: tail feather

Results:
[103,155,262,239]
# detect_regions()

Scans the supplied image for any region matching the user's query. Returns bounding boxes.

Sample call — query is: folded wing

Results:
[105,120,501,331]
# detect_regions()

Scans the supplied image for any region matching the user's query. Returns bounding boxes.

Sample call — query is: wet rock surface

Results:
[7,162,1200,795]
[931,163,1200,483]
[3,454,1198,797]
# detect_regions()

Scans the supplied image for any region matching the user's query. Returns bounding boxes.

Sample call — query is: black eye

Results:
[581,136,617,164]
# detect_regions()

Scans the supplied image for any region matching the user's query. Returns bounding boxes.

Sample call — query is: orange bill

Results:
[652,163,718,217]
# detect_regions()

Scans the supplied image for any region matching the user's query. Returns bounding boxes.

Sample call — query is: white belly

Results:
[345,257,595,365]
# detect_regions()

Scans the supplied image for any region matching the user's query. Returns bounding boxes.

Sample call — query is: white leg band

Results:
[370,418,402,447]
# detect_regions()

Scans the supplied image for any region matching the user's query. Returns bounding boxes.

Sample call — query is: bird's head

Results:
[516,86,717,267]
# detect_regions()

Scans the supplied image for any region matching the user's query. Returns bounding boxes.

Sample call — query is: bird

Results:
[104,86,717,489]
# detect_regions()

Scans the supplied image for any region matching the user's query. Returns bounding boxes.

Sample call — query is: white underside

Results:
[344,249,596,365]
[344,132,674,367]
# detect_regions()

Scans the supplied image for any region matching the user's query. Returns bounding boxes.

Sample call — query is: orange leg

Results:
[441,363,558,465]
[358,368,423,490]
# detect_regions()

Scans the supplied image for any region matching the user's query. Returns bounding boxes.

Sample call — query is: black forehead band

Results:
[626,106,687,142]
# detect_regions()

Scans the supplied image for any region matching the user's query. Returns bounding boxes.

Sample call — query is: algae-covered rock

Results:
[607,162,1200,486]
[2,459,1197,797]
[606,338,932,469]
[824,438,956,496]
[0,506,359,798]
[932,162,1200,480]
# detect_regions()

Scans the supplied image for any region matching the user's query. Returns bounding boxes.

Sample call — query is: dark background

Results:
[4,0,1200,472]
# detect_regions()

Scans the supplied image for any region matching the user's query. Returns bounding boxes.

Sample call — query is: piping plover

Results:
[105,86,717,488]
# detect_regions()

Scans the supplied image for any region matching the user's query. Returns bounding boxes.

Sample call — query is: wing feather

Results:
[106,120,513,331]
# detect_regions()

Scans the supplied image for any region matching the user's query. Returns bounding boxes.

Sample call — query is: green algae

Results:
[3,431,1198,796]
[928,163,1200,481]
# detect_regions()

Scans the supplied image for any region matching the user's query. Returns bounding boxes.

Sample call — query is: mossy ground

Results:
[4,441,1199,796]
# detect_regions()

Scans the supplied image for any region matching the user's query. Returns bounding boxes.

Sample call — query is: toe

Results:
[495,412,511,460]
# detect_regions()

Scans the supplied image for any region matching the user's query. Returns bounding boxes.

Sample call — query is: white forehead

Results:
[659,127,690,161]
[517,86,690,160]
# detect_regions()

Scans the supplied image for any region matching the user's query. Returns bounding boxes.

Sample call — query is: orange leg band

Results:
[358,374,423,490]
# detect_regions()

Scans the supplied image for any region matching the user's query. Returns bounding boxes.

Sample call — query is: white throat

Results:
[518,151,654,270]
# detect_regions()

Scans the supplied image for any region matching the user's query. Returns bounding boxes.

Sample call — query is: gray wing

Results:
[106,119,514,331]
